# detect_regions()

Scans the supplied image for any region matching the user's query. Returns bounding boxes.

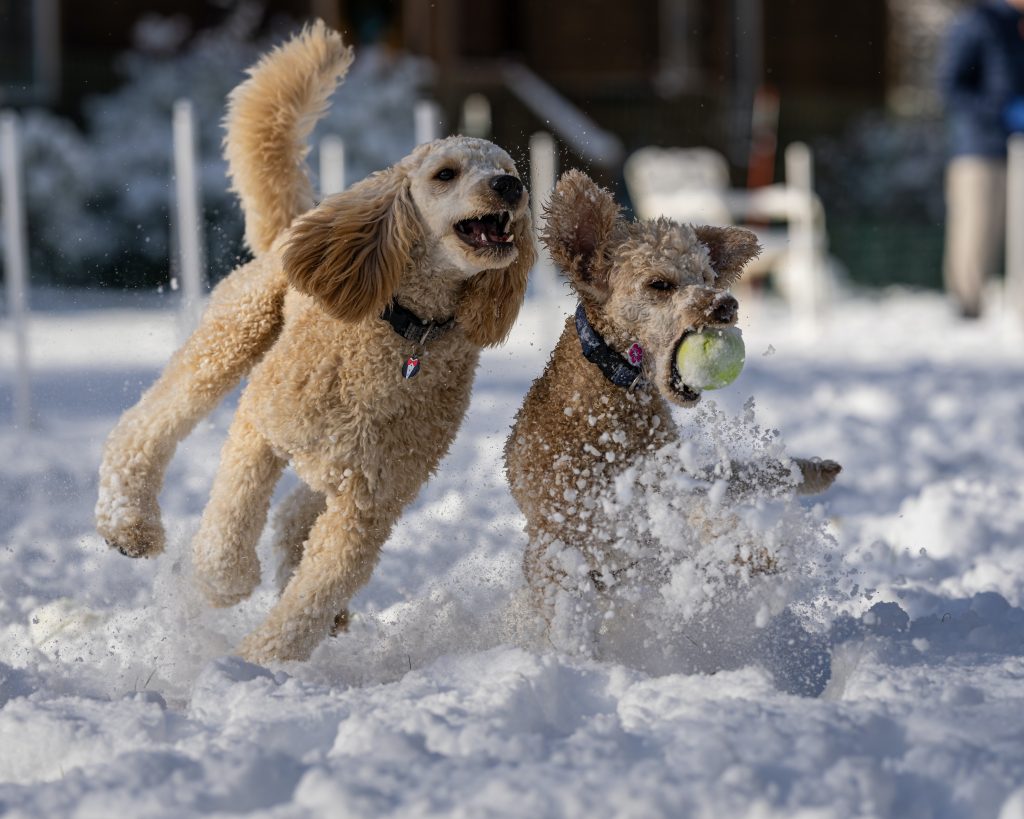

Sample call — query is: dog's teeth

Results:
[504,233,514,243]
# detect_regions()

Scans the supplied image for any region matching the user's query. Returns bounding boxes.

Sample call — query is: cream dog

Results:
[97,22,535,662]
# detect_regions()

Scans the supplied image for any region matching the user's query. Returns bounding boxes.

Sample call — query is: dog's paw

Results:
[237,628,313,665]
[329,607,350,636]
[196,572,260,609]
[795,458,842,494]
[194,555,261,609]
[99,518,166,559]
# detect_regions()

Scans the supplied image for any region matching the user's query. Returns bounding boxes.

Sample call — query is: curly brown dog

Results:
[504,170,839,644]
[96,23,535,662]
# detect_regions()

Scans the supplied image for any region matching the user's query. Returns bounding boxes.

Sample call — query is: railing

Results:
[500,62,624,169]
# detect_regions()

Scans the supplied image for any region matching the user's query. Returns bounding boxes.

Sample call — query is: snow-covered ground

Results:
[1,285,1023,818]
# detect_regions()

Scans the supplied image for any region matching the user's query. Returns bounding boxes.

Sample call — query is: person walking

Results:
[939,0,1024,318]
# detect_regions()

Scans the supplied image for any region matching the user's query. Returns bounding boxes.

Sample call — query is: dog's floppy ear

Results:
[692,225,761,289]
[458,213,537,347]
[282,167,421,322]
[541,169,620,300]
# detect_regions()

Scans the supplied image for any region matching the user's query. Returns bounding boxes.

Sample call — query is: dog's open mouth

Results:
[669,331,702,403]
[454,211,515,250]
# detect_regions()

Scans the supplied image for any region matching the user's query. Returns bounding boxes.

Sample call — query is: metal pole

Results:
[172,99,205,333]
[319,135,346,198]
[414,99,442,146]
[0,111,33,429]
[1006,134,1024,322]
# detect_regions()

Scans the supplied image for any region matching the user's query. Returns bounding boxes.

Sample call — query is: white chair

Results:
[624,143,833,319]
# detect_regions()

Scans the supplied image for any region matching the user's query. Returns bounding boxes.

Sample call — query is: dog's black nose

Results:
[490,174,523,206]
[710,294,738,324]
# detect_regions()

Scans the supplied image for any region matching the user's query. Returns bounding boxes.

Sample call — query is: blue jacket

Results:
[939,1,1024,157]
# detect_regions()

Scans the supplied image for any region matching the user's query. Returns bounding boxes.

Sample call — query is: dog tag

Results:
[627,343,644,366]
[402,356,421,379]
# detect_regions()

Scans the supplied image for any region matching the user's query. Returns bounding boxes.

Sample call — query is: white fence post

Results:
[529,131,559,301]
[460,93,492,139]
[1006,134,1024,323]
[784,141,821,328]
[414,100,442,146]
[0,111,33,430]
[172,99,205,334]
[319,135,346,198]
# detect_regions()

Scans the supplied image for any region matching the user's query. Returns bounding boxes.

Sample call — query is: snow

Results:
[1,285,1024,818]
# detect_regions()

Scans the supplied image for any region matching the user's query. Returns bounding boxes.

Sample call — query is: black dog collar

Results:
[381,301,456,346]
[575,303,647,391]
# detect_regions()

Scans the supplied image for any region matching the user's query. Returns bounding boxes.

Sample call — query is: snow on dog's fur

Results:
[505,170,839,659]
[96,22,535,662]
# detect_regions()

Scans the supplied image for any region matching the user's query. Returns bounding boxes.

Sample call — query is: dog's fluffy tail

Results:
[224,20,354,255]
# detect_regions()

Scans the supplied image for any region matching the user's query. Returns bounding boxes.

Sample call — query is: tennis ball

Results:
[674,327,745,390]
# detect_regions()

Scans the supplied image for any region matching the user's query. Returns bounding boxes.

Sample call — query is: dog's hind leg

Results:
[192,408,286,608]
[270,484,353,636]
[271,483,325,592]
[238,481,391,662]
[96,258,286,558]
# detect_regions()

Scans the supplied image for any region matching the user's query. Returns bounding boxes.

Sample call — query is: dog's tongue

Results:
[466,220,493,243]
[463,221,490,246]
[483,220,505,243]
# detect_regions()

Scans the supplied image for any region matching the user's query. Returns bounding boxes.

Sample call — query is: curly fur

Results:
[96,23,536,662]
[225,20,354,255]
[505,170,839,634]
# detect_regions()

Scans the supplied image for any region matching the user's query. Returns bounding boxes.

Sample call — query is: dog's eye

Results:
[435,168,457,181]
[647,279,675,292]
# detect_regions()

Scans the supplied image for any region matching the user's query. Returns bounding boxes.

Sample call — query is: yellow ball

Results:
[674,327,745,390]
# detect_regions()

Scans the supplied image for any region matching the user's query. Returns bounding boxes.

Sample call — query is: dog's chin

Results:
[663,346,702,408]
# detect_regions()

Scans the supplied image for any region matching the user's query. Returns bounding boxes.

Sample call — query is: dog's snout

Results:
[710,293,738,324]
[490,174,524,206]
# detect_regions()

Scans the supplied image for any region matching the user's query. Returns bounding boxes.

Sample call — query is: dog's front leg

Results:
[704,457,841,500]
[792,457,842,494]
[192,409,286,607]
[523,532,608,658]
[237,484,390,663]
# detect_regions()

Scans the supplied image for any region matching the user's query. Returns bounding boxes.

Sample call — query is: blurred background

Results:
[0,0,977,294]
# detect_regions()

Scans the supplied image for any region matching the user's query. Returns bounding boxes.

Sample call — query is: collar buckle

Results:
[382,302,455,348]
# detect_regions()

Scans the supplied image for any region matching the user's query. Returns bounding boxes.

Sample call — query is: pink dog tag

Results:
[402,356,421,379]
[627,343,644,366]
